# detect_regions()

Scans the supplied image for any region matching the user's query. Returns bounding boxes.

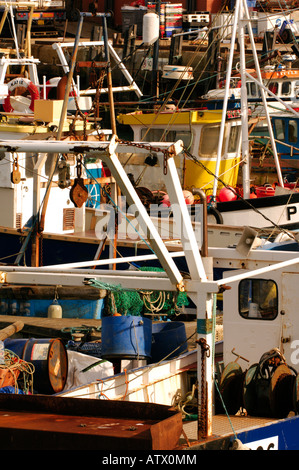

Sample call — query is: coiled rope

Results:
[0,349,35,394]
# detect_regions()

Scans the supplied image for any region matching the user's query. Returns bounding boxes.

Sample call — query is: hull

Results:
[180,414,299,450]
[58,349,198,405]
[215,192,299,229]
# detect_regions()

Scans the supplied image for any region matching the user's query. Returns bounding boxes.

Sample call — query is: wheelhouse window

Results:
[288,120,297,143]
[141,129,192,148]
[227,124,240,153]
[200,124,222,156]
[246,81,259,97]
[273,118,286,141]
[281,81,291,96]
[239,278,278,320]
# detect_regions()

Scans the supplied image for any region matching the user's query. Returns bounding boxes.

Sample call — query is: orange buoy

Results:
[218,187,237,202]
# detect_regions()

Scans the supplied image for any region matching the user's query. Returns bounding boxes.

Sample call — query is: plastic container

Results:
[143,12,159,45]
[162,65,193,81]
[101,316,152,359]
[255,186,275,197]
[151,321,188,363]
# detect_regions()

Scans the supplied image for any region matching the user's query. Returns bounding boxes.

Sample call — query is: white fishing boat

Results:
[0,9,148,273]
[201,56,299,116]
[117,8,299,231]
[1,96,299,449]
[59,349,198,407]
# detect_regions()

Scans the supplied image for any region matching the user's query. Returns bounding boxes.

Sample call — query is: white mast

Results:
[213,0,285,200]
[212,6,239,199]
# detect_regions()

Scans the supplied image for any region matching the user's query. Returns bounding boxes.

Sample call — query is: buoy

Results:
[218,186,237,202]
[161,191,194,206]
[3,77,39,113]
[56,74,77,100]
[143,12,159,45]
[161,194,171,207]
[48,299,62,318]
[183,190,194,205]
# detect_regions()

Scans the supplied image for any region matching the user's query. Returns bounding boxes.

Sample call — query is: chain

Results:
[197,337,210,439]
[76,155,83,178]
[118,139,170,175]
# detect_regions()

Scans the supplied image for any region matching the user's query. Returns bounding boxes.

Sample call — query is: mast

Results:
[241,0,284,191]
[212,6,238,200]
[212,0,285,201]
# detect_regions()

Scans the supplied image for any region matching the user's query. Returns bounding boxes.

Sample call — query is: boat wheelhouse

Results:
[117,108,242,194]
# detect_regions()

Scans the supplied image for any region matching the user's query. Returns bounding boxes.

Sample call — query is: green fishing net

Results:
[89,266,189,317]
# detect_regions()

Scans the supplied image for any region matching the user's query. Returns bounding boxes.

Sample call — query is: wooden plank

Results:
[0,314,102,340]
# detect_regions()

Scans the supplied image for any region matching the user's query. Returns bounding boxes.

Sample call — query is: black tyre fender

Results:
[207,206,223,224]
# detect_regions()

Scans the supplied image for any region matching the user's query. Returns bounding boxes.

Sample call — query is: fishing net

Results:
[88,266,189,317]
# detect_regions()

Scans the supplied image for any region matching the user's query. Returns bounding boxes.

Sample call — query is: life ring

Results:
[3,77,39,113]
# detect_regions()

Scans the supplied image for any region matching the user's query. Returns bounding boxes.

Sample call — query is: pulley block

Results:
[11,157,21,184]
[70,155,88,208]
[70,177,88,208]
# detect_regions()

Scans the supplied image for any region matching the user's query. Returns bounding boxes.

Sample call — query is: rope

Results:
[86,267,189,318]
[0,349,35,394]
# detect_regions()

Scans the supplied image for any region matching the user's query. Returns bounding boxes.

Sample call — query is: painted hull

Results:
[184,155,241,191]
[181,414,299,450]
[214,192,299,229]
[58,349,198,405]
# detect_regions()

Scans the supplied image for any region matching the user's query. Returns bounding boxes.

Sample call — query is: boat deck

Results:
[180,414,278,449]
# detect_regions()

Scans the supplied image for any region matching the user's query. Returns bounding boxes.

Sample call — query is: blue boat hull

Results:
[236,414,299,450]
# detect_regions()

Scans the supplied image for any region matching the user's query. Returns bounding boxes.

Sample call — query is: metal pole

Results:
[212,5,239,199]
[242,0,284,188]
[152,0,161,99]
[102,14,117,134]
[238,0,251,199]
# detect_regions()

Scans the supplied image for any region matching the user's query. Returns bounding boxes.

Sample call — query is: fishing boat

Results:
[117,12,299,231]
[2,124,299,449]
[201,56,299,116]
[2,3,299,452]
[0,10,147,272]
